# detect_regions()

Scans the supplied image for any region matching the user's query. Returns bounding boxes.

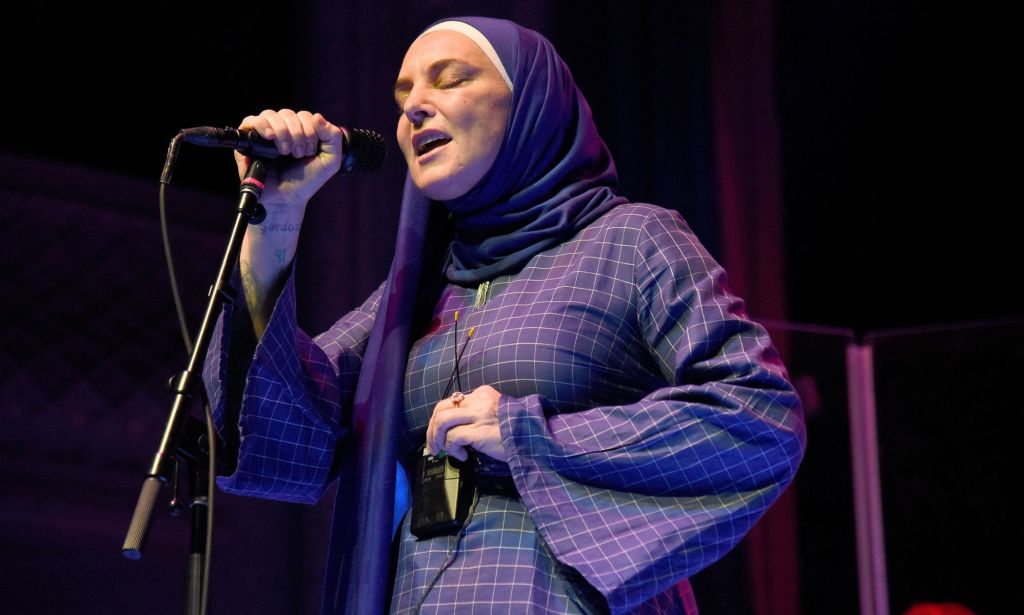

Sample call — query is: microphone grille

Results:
[341,128,386,174]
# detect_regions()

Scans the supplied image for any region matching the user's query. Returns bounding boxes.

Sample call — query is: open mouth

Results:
[415,133,452,156]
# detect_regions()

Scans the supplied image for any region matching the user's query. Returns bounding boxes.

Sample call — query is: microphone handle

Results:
[235,128,280,158]
[179,126,385,174]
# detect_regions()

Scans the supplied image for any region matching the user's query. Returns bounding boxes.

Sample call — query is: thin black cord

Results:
[159,177,215,615]
[455,349,463,393]
[454,328,473,393]
[411,491,479,613]
[453,311,462,393]
[413,301,483,610]
[442,311,461,397]
[449,310,458,393]
[442,325,475,398]
[159,182,193,355]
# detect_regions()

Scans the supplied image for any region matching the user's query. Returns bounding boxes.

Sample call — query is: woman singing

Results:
[205,16,806,615]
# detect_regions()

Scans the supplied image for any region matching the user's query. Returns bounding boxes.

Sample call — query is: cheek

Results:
[479,103,509,160]
[482,93,510,141]
[396,119,414,163]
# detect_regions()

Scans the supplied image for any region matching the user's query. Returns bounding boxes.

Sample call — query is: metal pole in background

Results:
[846,341,889,615]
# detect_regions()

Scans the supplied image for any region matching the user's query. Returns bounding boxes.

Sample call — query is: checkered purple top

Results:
[204,204,806,613]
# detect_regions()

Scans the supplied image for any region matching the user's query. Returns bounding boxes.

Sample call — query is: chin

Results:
[421,185,465,201]
[413,172,471,201]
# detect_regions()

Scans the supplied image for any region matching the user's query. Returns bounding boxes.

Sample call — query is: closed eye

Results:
[394,59,480,112]
[436,74,469,89]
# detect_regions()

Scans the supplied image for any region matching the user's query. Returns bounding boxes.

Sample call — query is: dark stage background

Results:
[1,1,1017,613]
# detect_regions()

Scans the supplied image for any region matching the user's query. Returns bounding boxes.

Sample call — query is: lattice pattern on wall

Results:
[0,160,230,469]
[0,153,325,615]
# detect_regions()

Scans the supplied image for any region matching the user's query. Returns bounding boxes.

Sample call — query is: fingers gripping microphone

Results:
[179,126,386,174]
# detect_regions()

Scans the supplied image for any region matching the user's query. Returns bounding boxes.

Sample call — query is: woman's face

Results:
[395,30,512,201]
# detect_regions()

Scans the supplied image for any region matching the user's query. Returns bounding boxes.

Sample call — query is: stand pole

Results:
[122,160,270,614]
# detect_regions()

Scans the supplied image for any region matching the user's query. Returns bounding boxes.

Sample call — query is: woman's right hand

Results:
[234,109,345,210]
[236,109,343,338]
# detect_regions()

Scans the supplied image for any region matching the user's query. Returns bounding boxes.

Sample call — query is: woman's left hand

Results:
[426,385,507,463]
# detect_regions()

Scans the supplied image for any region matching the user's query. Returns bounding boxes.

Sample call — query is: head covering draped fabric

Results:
[321,16,626,614]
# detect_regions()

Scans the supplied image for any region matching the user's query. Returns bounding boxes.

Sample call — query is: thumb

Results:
[313,113,344,155]
[233,150,251,181]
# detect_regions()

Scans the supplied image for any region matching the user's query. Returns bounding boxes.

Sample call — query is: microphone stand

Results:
[122,159,270,615]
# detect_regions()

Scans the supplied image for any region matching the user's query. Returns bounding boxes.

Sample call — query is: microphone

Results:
[178,125,386,174]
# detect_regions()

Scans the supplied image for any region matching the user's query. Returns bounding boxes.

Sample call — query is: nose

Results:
[402,83,435,127]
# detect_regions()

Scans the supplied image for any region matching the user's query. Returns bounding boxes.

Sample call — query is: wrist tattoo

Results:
[258,210,301,235]
[257,219,302,236]
[240,260,264,314]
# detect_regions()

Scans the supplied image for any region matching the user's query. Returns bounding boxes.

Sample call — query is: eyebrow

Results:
[393,58,475,98]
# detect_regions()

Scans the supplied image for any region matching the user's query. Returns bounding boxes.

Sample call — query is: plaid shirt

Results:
[204,204,806,614]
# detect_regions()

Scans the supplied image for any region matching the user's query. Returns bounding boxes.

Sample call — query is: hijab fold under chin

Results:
[321,16,626,615]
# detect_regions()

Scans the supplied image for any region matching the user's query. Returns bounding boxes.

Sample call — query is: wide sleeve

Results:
[498,208,806,613]
[202,269,384,504]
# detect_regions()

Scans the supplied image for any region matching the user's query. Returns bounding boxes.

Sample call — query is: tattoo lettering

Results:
[257,221,302,235]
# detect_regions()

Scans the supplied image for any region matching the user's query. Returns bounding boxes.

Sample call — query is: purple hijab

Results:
[322,17,626,614]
